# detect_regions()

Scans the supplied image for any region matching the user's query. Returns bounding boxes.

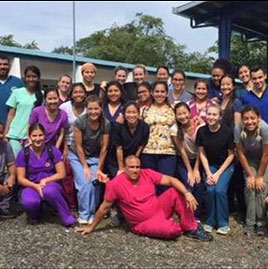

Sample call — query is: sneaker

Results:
[185,228,213,242]
[256,225,265,236]
[27,218,40,225]
[244,225,255,236]
[216,226,230,235]
[110,209,121,227]
[203,224,213,233]
[88,215,95,225]
[77,217,89,225]
[0,210,16,219]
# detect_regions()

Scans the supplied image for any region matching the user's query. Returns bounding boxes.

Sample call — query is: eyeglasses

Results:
[173,78,185,82]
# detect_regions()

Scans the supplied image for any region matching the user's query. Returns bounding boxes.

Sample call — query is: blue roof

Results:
[0,45,211,80]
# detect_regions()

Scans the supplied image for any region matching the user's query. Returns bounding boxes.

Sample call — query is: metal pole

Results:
[72,1,76,83]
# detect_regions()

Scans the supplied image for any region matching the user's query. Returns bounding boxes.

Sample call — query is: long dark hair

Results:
[240,105,261,140]
[174,102,190,140]
[28,123,46,136]
[152,81,169,106]
[103,80,124,106]
[70,83,86,104]
[24,66,43,107]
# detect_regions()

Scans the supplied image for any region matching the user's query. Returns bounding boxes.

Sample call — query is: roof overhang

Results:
[173,1,268,41]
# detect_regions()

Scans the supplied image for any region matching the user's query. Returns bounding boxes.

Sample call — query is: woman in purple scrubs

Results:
[16,123,76,227]
[29,88,68,149]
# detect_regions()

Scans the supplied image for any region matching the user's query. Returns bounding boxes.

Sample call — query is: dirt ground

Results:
[0,210,268,269]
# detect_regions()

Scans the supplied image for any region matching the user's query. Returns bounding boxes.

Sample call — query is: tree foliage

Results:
[208,34,267,74]
[53,13,214,72]
[0,35,39,50]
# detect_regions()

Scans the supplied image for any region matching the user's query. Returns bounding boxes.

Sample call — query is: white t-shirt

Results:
[170,123,198,160]
[59,101,86,146]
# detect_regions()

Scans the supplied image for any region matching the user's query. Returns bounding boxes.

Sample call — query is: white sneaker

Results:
[77,217,89,225]
[88,215,95,224]
[203,224,213,233]
[216,226,230,235]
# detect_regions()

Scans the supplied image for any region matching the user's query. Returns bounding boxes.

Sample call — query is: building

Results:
[0,45,210,91]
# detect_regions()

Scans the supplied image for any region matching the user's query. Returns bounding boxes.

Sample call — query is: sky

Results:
[0,1,218,54]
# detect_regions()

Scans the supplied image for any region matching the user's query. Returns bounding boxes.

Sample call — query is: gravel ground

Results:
[0,210,268,268]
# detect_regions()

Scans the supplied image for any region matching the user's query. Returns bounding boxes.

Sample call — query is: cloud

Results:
[0,1,217,53]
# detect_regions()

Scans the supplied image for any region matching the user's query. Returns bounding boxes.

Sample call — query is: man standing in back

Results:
[0,54,24,124]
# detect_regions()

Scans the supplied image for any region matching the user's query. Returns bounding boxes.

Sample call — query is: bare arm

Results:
[160,175,198,211]
[199,146,212,178]
[39,161,66,186]
[74,127,87,168]
[234,112,241,128]
[6,162,16,189]
[135,146,144,158]
[74,127,91,179]
[76,200,113,235]
[55,128,65,148]
[116,146,124,172]
[174,136,194,171]
[97,134,109,172]
[236,143,254,177]
[4,108,16,137]
[214,149,234,177]
[257,145,268,177]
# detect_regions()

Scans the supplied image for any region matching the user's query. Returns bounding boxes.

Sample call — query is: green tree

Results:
[0,34,39,50]
[24,41,39,50]
[208,34,267,74]
[53,13,200,70]
[52,46,73,55]
[0,35,22,47]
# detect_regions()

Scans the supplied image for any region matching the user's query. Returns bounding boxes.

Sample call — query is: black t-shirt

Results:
[85,83,101,97]
[196,124,234,166]
[123,82,138,101]
[114,120,150,157]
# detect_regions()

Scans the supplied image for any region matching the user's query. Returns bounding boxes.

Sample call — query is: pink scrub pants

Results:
[132,188,198,239]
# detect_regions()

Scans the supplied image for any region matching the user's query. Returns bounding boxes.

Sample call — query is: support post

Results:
[219,14,232,59]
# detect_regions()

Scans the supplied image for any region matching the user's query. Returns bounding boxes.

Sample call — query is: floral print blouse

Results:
[143,105,176,155]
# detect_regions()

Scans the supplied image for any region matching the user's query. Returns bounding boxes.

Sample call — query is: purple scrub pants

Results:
[21,182,76,227]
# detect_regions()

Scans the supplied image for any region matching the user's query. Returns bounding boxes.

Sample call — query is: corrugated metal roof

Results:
[173,1,268,40]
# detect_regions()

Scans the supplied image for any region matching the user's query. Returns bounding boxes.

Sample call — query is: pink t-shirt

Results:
[105,169,163,227]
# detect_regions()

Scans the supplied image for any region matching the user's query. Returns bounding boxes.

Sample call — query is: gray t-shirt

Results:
[234,120,268,166]
[0,141,15,183]
[72,114,111,158]
[168,89,193,106]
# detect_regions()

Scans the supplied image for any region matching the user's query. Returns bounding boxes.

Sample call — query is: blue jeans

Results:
[206,164,234,228]
[176,157,204,220]
[141,154,177,195]
[69,151,101,221]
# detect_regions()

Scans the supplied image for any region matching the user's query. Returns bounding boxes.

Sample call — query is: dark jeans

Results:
[175,157,204,220]
[141,154,177,195]
[228,160,246,220]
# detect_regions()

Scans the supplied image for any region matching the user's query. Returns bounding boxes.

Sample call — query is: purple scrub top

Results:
[29,106,69,145]
[16,146,63,183]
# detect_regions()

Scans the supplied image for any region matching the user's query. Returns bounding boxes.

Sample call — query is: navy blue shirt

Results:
[208,78,223,102]
[103,104,124,123]
[241,87,268,124]
[0,75,24,124]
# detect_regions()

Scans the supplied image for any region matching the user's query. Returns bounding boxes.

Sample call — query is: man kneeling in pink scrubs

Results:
[76,155,212,241]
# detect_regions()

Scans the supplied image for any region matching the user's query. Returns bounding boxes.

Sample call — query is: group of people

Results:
[0,53,268,241]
